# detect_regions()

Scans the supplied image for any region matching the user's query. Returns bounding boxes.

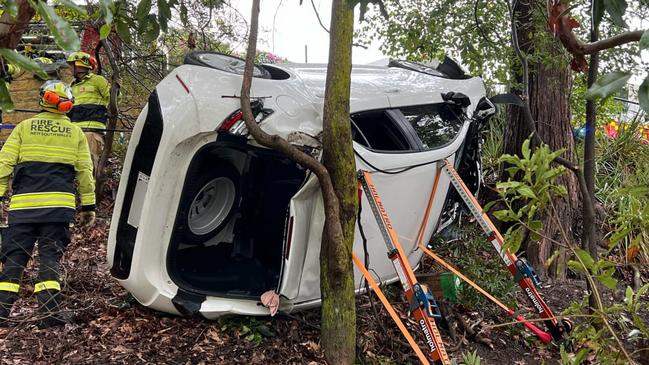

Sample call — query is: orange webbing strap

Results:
[414,164,443,249]
[352,253,430,365]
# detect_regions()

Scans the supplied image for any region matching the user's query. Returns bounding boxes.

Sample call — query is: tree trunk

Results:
[504,0,578,280]
[238,1,357,363]
[320,1,357,364]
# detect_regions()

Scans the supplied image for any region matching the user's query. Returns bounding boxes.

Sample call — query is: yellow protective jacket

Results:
[0,112,95,224]
[68,73,110,131]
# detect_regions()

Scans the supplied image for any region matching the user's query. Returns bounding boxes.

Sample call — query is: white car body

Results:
[107,54,491,319]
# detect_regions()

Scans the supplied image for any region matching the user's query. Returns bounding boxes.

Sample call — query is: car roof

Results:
[271,63,486,111]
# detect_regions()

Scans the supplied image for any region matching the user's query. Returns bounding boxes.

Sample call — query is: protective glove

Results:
[79,211,96,228]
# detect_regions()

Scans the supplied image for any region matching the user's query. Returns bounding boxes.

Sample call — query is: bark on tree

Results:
[94,36,121,201]
[504,0,579,280]
[239,1,357,363]
[319,1,357,364]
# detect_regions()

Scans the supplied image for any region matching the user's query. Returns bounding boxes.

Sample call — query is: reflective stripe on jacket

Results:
[69,73,110,130]
[0,112,95,224]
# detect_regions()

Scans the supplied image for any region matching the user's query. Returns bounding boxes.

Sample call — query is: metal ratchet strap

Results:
[440,159,564,339]
[358,170,450,364]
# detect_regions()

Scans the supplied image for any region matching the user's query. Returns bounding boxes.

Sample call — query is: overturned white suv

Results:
[107,52,495,318]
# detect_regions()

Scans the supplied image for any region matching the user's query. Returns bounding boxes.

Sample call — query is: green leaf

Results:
[54,0,87,15]
[505,226,525,253]
[100,0,114,25]
[4,0,19,17]
[585,71,631,100]
[574,348,590,365]
[625,286,634,309]
[640,30,649,51]
[116,19,132,44]
[158,0,171,32]
[0,80,14,112]
[0,49,48,79]
[603,0,627,28]
[597,274,617,289]
[528,220,543,231]
[34,1,80,51]
[140,14,160,43]
[639,76,649,115]
[567,260,585,273]
[593,0,605,28]
[493,210,515,222]
[482,200,497,212]
[608,227,630,245]
[521,138,531,160]
[575,249,595,271]
[517,186,536,199]
[100,24,111,40]
[180,3,188,25]
[136,0,152,23]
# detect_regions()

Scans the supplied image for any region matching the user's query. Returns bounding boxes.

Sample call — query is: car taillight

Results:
[219,111,244,132]
[284,216,294,259]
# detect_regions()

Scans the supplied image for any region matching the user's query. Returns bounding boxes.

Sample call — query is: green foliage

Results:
[218,317,275,346]
[640,77,649,115]
[562,284,649,364]
[602,0,628,27]
[1,0,19,17]
[595,122,649,263]
[567,249,618,289]
[356,0,514,87]
[460,350,482,365]
[570,74,625,127]
[32,0,80,51]
[489,139,567,253]
[0,49,47,79]
[585,71,631,100]
[431,224,517,309]
[0,80,13,111]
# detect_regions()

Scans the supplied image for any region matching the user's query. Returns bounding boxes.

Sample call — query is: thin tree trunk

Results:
[320,0,357,364]
[504,0,578,280]
[583,12,600,312]
[95,36,121,202]
[238,1,356,363]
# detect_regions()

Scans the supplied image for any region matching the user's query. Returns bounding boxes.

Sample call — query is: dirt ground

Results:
[0,207,595,365]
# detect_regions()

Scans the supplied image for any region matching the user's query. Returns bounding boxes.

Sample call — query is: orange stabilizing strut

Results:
[421,160,569,342]
[413,163,552,343]
[357,170,451,365]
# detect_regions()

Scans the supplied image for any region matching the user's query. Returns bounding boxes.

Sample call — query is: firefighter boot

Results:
[35,288,72,329]
[0,290,18,328]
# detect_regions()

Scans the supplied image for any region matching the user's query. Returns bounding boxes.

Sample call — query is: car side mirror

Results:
[472,96,496,121]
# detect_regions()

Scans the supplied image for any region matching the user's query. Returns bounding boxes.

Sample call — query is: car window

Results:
[351,110,412,151]
[399,104,465,150]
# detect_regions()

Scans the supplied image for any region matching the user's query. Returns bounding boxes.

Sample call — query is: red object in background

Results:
[79,23,122,70]
[603,121,619,139]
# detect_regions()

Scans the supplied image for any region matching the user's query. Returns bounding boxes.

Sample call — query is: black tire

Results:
[178,161,240,244]
[184,51,271,79]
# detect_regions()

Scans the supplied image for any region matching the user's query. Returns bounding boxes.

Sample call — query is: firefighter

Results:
[66,51,110,168]
[0,80,96,328]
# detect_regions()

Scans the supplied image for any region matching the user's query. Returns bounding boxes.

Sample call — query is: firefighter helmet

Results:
[39,80,74,113]
[66,51,96,70]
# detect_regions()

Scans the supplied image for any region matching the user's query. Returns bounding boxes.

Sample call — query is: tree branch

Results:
[547,1,646,71]
[240,0,344,251]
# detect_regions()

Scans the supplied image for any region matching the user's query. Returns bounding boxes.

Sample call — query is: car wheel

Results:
[180,163,240,244]
[184,51,271,79]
